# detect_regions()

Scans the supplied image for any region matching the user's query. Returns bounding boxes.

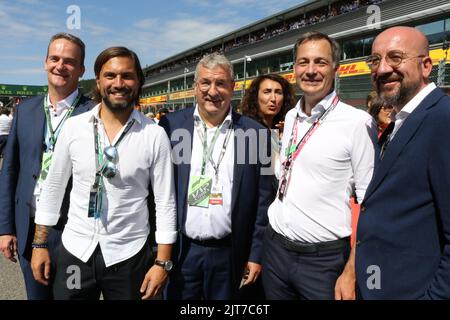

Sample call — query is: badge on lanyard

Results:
[38,151,53,184]
[209,177,223,205]
[188,175,213,208]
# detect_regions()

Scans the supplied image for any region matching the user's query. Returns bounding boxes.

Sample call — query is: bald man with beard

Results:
[355,26,450,299]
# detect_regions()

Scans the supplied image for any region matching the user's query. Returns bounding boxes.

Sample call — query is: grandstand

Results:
[140,0,450,113]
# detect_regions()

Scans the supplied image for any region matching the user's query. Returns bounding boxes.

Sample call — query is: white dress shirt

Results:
[184,105,234,240]
[0,114,12,135]
[268,91,377,243]
[389,83,437,141]
[31,89,79,216]
[35,104,177,267]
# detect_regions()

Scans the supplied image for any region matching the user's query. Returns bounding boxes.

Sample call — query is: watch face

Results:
[165,260,173,271]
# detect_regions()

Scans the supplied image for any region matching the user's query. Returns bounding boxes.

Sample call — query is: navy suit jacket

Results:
[356,87,450,299]
[159,107,272,294]
[0,95,94,256]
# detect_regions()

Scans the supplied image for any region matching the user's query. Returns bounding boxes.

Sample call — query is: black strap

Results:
[379,122,395,159]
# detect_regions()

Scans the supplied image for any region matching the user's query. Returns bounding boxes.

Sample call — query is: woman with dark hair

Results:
[240,73,295,131]
[240,73,296,189]
[367,92,393,137]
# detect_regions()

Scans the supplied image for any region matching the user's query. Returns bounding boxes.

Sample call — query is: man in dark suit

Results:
[159,53,272,299]
[0,33,93,299]
[356,26,450,299]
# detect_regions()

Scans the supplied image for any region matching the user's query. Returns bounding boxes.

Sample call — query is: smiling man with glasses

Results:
[30,47,177,300]
[356,26,450,299]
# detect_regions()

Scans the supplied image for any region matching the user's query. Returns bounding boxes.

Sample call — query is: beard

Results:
[101,88,137,113]
[376,75,421,108]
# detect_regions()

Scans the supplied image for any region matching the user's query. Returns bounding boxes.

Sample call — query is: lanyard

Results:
[285,95,339,164]
[43,93,81,151]
[194,117,233,177]
[278,95,339,201]
[92,117,135,186]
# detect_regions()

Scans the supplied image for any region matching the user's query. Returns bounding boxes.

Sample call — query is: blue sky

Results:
[0,0,305,85]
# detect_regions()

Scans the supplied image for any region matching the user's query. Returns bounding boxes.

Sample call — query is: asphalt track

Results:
[0,254,26,300]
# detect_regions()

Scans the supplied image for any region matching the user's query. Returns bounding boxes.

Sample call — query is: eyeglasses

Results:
[100,146,118,179]
[366,51,425,70]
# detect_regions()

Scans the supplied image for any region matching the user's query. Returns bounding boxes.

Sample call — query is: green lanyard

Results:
[89,118,135,219]
[43,93,81,151]
[194,117,233,177]
[93,118,135,175]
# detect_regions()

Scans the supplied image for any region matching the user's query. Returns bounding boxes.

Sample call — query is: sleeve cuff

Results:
[155,230,177,244]
[34,211,59,226]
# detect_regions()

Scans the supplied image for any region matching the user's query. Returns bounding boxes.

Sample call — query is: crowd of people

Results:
[146,0,384,78]
[1,25,450,301]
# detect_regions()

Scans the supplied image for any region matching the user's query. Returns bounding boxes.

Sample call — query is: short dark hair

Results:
[46,33,86,68]
[366,90,379,108]
[0,106,10,116]
[240,74,296,129]
[293,31,341,68]
[367,96,385,120]
[92,46,145,103]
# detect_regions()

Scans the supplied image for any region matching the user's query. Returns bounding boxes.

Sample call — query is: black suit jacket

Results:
[159,107,272,295]
[0,94,94,255]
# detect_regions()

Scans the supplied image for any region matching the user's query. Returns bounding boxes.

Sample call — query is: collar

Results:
[294,91,337,120]
[193,104,232,128]
[88,103,142,126]
[394,83,437,121]
[46,89,79,117]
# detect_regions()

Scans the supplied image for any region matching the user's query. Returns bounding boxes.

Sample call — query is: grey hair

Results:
[194,53,234,82]
[293,31,341,68]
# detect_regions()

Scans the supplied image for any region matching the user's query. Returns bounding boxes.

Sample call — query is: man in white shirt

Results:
[356,27,450,299]
[160,53,272,299]
[30,47,177,300]
[0,33,93,300]
[262,31,377,300]
[0,106,12,157]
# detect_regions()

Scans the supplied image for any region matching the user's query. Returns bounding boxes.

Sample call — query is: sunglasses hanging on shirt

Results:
[88,117,135,218]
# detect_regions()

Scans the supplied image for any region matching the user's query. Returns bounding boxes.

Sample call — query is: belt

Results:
[182,234,232,247]
[268,225,349,254]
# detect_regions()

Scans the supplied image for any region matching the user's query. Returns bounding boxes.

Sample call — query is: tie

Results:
[379,122,395,159]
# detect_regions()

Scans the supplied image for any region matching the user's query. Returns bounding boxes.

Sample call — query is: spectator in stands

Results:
[367,96,393,137]
[0,33,94,300]
[240,74,295,131]
[262,31,377,300]
[160,52,272,299]
[440,85,450,96]
[0,106,12,157]
[240,74,296,248]
[154,107,169,124]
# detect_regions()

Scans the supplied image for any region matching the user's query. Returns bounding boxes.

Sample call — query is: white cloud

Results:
[134,18,158,29]
[183,0,213,7]
[0,68,43,76]
[0,55,42,62]
[115,17,237,65]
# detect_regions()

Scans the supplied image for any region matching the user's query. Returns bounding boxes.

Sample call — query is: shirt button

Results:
[360,206,366,212]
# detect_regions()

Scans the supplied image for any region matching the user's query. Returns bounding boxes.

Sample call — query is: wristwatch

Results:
[154,259,173,272]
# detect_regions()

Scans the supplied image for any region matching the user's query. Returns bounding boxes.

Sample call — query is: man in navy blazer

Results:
[0,33,93,299]
[159,53,272,299]
[356,26,450,299]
